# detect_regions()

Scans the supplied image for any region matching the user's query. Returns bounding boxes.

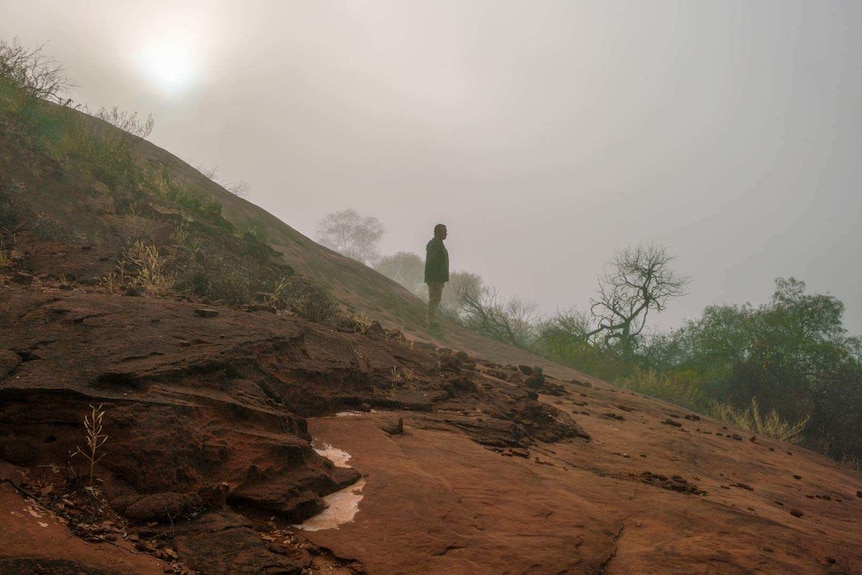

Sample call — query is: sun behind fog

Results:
[136,36,199,97]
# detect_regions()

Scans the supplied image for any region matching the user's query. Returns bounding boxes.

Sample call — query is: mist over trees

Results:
[316,209,384,266]
[375,251,425,295]
[320,210,862,468]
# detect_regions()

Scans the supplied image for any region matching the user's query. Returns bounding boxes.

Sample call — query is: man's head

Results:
[434,223,447,240]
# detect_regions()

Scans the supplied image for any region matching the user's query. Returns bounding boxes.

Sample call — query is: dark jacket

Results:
[424,238,449,283]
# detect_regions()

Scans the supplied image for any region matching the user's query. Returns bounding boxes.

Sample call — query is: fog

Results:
[3,0,861,334]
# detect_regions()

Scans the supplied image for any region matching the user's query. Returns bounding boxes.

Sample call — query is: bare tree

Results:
[456,279,540,350]
[590,243,689,358]
[440,271,482,318]
[93,106,154,139]
[0,38,73,103]
[316,209,384,266]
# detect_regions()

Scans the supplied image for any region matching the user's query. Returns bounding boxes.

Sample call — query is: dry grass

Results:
[708,397,809,444]
[614,368,705,410]
[71,404,108,487]
[615,369,809,444]
[126,241,173,295]
[102,241,173,295]
[0,239,10,268]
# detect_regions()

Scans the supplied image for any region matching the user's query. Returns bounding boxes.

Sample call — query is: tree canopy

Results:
[316,209,384,266]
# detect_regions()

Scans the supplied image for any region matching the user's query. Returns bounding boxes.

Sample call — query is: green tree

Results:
[655,278,862,461]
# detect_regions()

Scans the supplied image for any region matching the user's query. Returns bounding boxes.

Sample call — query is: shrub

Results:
[0,38,72,103]
[175,248,255,304]
[707,397,809,444]
[286,277,341,324]
[614,368,707,411]
[125,241,173,295]
[0,239,11,269]
[0,177,26,231]
[32,211,76,242]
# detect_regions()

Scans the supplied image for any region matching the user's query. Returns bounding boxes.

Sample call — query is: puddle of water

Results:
[294,478,366,532]
[294,441,364,531]
[334,410,377,418]
[312,441,353,468]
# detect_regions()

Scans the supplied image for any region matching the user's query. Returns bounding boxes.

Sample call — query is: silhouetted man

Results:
[424,223,449,327]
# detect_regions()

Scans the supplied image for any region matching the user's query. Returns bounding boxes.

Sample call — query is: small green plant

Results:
[72,404,108,486]
[32,211,75,242]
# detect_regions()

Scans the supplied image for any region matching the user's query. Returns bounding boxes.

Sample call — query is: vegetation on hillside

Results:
[0,38,341,325]
[320,208,861,468]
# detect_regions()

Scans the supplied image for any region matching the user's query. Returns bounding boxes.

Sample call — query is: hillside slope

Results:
[1,105,861,575]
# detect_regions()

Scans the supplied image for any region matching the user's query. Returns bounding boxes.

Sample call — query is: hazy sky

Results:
[3,1,861,334]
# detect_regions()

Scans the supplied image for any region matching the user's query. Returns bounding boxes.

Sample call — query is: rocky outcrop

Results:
[0,284,590,574]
